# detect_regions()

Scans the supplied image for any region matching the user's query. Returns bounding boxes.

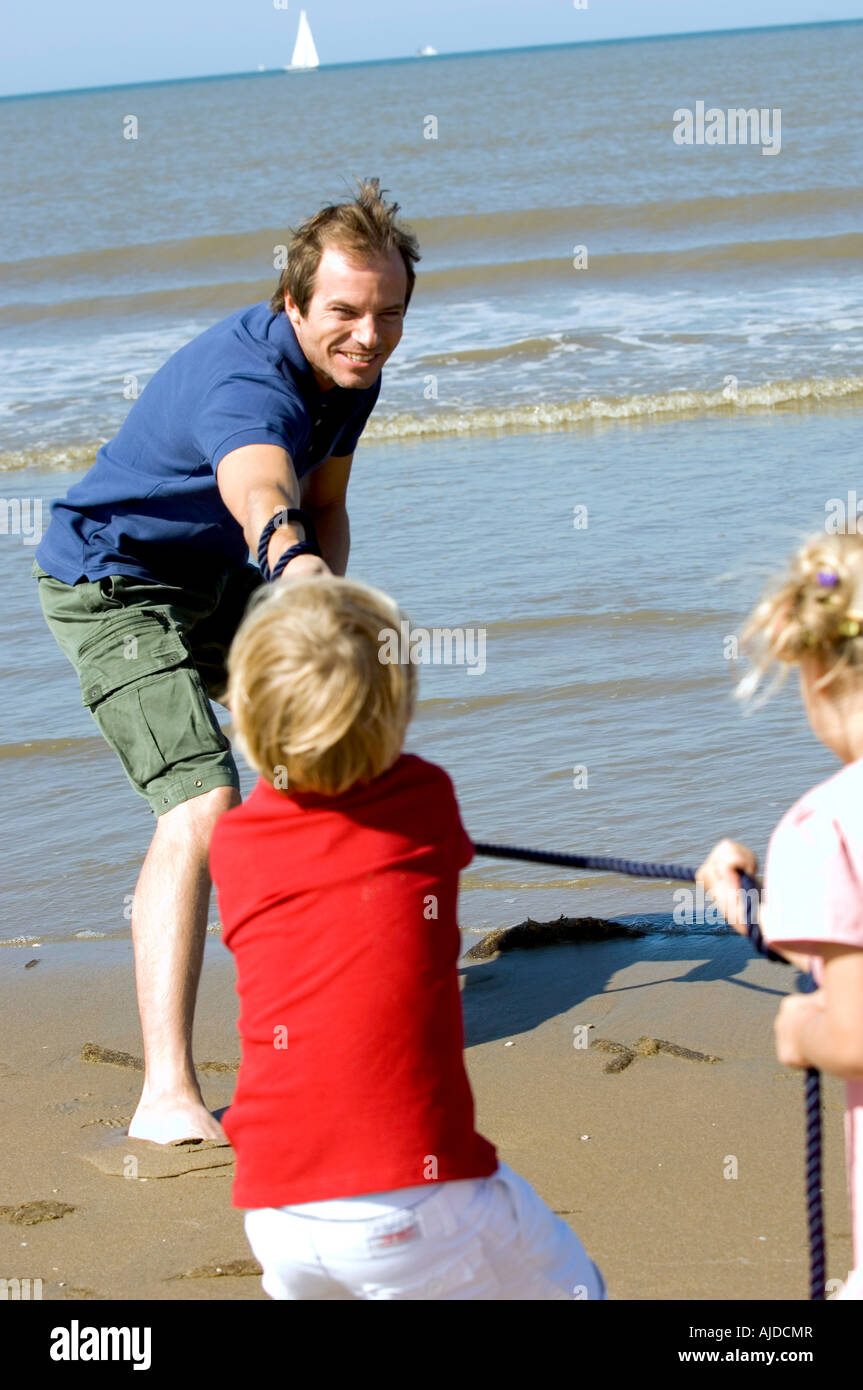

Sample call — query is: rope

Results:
[472,839,826,1301]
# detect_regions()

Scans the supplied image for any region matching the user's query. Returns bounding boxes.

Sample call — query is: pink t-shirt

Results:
[761,757,863,1293]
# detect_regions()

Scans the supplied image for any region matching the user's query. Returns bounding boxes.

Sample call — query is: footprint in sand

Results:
[80,1042,238,1074]
[80,1043,143,1070]
[0,1200,76,1225]
[52,1093,104,1117]
[591,1035,722,1074]
[168,1258,261,1281]
[80,1133,233,1180]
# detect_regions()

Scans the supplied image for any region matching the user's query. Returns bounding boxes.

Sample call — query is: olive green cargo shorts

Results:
[33,560,264,816]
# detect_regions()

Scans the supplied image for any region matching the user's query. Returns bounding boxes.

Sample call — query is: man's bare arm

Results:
[216,443,329,578]
[299,453,354,576]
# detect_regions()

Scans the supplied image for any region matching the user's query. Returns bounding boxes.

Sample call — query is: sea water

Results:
[2,22,862,945]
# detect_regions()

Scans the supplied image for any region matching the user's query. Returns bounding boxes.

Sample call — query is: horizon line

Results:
[1,16,861,102]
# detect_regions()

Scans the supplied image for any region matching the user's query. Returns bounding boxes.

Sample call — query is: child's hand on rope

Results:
[696,838,759,934]
[774,990,825,1069]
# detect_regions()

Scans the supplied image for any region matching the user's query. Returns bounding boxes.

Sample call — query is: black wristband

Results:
[257,509,320,580]
[269,542,318,583]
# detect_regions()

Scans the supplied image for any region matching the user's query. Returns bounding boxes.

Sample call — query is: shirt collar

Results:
[271,310,323,396]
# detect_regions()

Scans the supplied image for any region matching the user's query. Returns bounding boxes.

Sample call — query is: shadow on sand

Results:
[460,924,789,1048]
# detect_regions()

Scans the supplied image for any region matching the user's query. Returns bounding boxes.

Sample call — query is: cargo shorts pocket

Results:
[76,607,230,791]
[360,1236,493,1301]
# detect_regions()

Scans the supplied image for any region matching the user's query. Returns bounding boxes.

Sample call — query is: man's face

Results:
[285,244,407,391]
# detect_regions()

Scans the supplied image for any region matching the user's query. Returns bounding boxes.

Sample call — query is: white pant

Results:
[244,1162,606,1301]
[836,1264,863,1300]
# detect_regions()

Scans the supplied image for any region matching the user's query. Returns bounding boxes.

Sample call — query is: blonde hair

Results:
[737,530,863,702]
[227,576,417,795]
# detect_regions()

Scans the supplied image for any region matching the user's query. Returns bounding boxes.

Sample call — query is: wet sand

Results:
[0,929,852,1301]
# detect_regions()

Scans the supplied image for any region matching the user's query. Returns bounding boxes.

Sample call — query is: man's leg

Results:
[126,566,263,1141]
[128,784,240,1143]
[34,562,255,1144]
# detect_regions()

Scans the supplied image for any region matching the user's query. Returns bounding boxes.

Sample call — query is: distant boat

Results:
[416,45,438,57]
[285,10,319,71]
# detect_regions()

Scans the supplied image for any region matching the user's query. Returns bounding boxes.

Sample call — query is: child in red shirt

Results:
[210,575,605,1300]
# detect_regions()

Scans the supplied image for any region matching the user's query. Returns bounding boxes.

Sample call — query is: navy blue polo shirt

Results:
[36,302,381,585]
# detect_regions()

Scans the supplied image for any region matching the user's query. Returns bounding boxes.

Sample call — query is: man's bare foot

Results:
[128,1097,227,1146]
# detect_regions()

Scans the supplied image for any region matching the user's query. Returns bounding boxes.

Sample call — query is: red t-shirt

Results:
[210,752,498,1209]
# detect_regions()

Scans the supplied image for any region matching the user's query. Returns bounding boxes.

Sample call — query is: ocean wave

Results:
[0,440,102,472]
[412,188,863,245]
[417,232,863,294]
[0,227,283,288]
[4,232,862,326]
[488,608,726,636]
[0,280,272,326]
[0,736,107,759]
[1,186,859,284]
[3,373,862,471]
[459,872,684,895]
[460,874,605,891]
[417,671,722,718]
[361,374,863,441]
[421,334,568,365]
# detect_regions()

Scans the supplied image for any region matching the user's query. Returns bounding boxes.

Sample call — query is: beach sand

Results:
[0,928,852,1302]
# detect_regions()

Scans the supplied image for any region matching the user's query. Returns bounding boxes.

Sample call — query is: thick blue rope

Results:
[472,840,825,1302]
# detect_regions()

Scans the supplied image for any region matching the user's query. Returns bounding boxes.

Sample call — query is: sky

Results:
[2,0,863,98]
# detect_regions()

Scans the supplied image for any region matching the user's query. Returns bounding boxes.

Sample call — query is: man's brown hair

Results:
[269,178,420,317]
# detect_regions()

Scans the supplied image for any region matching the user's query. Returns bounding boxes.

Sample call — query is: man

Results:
[33,178,420,1144]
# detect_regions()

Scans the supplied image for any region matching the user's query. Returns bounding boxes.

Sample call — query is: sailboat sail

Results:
[290,11,319,69]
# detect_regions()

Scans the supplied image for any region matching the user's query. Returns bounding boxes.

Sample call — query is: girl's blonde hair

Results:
[738,530,863,701]
[227,576,417,795]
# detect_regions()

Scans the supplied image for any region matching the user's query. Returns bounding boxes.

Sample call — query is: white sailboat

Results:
[286,10,319,71]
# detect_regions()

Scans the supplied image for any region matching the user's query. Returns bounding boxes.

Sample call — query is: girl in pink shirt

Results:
[698,528,863,1300]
